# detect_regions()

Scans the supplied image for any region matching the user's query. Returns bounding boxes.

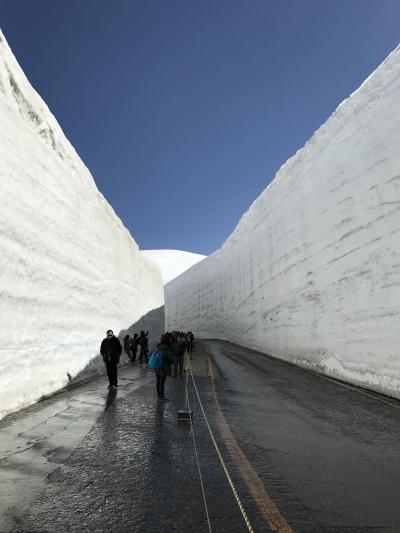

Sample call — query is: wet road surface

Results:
[203,340,400,532]
[1,351,254,533]
[1,341,399,532]
[0,364,154,531]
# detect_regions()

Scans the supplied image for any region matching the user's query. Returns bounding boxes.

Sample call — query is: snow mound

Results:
[141,249,206,284]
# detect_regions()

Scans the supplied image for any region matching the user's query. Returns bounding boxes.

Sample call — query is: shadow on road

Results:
[69,305,165,386]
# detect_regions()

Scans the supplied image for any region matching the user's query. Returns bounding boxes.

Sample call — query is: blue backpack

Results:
[147,349,164,372]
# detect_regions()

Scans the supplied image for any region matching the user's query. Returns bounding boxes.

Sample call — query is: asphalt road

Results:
[1,350,252,533]
[203,340,400,532]
[1,341,399,532]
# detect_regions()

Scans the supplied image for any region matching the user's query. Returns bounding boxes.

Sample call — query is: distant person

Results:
[100,329,122,389]
[172,336,186,378]
[189,332,195,352]
[123,335,131,358]
[130,333,139,362]
[186,332,194,355]
[153,334,173,401]
[139,330,149,365]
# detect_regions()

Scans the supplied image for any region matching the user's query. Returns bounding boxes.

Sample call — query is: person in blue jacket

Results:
[153,334,173,401]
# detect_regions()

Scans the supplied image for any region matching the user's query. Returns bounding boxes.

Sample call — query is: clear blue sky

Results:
[1,0,399,255]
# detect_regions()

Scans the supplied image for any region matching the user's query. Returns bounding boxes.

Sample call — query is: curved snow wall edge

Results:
[166,45,400,399]
[0,31,164,419]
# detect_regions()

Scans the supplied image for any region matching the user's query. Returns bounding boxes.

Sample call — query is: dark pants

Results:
[139,347,148,364]
[131,347,137,362]
[106,361,118,386]
[156,374,166,398]
[173,355,184,377]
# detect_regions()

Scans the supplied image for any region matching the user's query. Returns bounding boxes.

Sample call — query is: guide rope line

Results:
[184,368,213,533]
[186,354,255,533]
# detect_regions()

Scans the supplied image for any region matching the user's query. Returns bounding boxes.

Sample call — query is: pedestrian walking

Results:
[172,335,186,378]
[139,330,149,365]
[148,334,173,401]
[130,333,139,362]
[123,334,131,358]
[186,332,194,354]
[100,329,122,389]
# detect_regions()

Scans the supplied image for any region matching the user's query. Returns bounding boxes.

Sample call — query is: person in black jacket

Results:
[130,333,140,362]
[139,330,149,365]
[100,330,122,389]
[172,335,186,378]
[123,335,131,357]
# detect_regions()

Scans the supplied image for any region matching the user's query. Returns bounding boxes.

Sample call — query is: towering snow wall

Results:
[166,45,400,399]
[0,32,164,419]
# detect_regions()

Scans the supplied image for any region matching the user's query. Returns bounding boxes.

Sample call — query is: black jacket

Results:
[123,336,131,354]
[172,341,185,357]
[100,335,122,364]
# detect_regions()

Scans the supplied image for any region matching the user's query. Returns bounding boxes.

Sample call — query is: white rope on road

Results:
[184,364,213,533]
[185,353,255,533]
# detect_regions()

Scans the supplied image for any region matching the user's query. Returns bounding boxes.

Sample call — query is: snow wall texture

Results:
[0,32,164,419]
[166,45,400,399]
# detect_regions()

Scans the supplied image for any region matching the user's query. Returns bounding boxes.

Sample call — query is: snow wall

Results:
[166,45,400,399]
[0,32,164,419]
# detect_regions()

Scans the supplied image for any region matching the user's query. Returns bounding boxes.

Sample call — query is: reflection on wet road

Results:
[0,364,152,531]
[1,341,400,532]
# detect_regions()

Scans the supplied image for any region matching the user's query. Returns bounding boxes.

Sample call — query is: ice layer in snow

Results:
[0,32,164,419]
[166,45,400,399]
[141,250,206,284]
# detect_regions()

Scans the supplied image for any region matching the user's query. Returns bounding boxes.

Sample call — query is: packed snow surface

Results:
[166,45,400,399]
[141,250,206,284]
[0,32,164,420]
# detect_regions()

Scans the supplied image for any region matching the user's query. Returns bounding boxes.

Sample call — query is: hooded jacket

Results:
[155,343,173,375]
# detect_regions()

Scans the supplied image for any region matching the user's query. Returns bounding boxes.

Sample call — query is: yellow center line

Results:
[207,357,293,533]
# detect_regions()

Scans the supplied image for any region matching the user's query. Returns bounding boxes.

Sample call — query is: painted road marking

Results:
[207,357,293,533]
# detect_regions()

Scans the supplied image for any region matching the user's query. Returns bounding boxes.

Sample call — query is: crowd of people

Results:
[100,329,195,400]
[150,331,195,401]
[123,330,149,365]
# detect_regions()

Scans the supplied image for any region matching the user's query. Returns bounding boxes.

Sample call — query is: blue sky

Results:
[0,0,399,255]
